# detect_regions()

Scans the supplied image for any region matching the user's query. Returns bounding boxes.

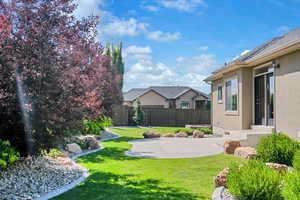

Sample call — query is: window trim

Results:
[225,76,239,113]
[217,84,223,103]
[180,101,190,109]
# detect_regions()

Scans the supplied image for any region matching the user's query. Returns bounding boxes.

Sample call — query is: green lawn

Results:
[52,127,244,200]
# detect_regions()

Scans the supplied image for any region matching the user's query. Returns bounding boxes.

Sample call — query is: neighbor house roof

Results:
[205,26,300,82]
[123,86,210,102]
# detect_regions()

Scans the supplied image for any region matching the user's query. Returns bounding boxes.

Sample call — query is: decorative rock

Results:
[175,132,188,137]
[193,130,204,138]
[93,135,102,140]
[80,136,100,150]
[223,140,241,154]
[266,163,289,173]
[55,157,74,166]
[214,167,229,187]
[66,143,82,154]
[163,133,175,137]
[143,132,161,138]
[234,147,257,160]
[212,186,239,200]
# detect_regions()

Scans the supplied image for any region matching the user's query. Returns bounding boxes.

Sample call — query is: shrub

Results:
[78,140,89,150]
[83,119,102,135]
[293,150,300,171]
[227,160,283,200]
[174,128,194,135]
[99,116,113,129]
[282,171,300,200]
[196,127,213,135]
[256,133,300,166]
[41,148,65,158]
[0,140,20,169]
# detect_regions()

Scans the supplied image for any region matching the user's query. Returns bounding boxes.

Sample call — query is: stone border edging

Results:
[35,130,120,200]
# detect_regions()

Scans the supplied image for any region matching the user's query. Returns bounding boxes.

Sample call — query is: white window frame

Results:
[217,85,223,103]
[225,76,239,113]
[180,101,190,109]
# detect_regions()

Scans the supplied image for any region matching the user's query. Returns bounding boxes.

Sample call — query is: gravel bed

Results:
[0,156,85,200]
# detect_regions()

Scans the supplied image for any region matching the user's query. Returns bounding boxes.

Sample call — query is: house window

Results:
[217,86,223,103]
[180,101,190,109]
[225,77,238,111]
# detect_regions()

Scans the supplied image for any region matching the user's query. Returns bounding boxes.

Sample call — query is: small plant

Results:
[196,127,213,135]
[227,160,283,200]
[133,100,144,126]
[256,132,300,166]
[83,119,102,135]
[174,128,194,135]
[0,140,20,169]
[293,150,300,171]
[41,148,65,158]
[282,171,300,200]
[99,116,113,129]
[78,140,89,150]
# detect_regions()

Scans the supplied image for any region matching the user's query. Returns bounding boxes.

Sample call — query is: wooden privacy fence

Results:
[112,105,211,127]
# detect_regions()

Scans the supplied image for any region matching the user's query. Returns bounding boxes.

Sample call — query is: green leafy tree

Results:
[104,42,125,91]
[133,100,144,126]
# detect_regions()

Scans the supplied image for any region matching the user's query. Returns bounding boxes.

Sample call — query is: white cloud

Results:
[146,31,181,42]
[73,0,106,18]
[196,46,209,51]
[176,54,217,74]
[277,25,290,33]
[123,45,152,61]
[101,18,148,37]
[141,5,160,12]
[124,52,217,93]
[159,0,207,12]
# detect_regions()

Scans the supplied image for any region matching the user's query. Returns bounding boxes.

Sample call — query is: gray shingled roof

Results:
[123,86,210,101]
[214,26,300,74]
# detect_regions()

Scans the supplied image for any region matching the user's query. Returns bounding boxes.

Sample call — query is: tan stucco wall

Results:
[211,68,254,134]
[138,91,169,108]
[176,90,198,109]
[275,50,300,138]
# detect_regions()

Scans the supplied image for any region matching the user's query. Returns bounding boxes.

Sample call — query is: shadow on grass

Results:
[78,137,141,163]
[54,171,205,200]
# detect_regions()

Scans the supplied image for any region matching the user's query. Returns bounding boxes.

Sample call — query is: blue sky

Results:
[75,0,300,93]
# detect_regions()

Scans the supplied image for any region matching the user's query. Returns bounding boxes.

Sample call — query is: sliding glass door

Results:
[254,66,274,126]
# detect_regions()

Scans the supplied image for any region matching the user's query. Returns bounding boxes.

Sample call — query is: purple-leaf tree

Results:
[0,0,122,154]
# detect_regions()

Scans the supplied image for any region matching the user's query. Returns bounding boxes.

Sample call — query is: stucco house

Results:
[123,86,210,109]
[205,27,300,139]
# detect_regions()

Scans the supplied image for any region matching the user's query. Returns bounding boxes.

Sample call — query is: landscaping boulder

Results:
[224,140,241,154]
[163,133,175,137]
[234,147,257,160]
[214,167,229,187]
[175,132,188,137]
[143,132,161,138]
[266,163,289,173]
[193,130,204,138]
[93,135,102,140]
[80,136,100,150]
[65,143,82,154]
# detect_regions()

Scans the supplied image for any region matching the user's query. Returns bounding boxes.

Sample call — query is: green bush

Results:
[196,127,213,135]
[41,148,65,158]
[256,133,300,166]
[282,171,300,200]
[83,119,102,135]
[0,140,20,169]
[293,150,300,171]
[227,160,283,200]
[99,116,113,129]
[78,139,89,150]
[133,100,144,126]
[174,128,194,135]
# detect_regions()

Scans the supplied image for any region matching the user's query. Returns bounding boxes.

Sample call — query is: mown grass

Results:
[52,127,244,200]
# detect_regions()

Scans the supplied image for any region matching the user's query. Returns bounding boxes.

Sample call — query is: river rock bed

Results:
[0,156,85,200]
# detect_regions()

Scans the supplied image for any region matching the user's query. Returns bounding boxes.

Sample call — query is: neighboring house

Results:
[123,86,210,109]
[205,27,300,138]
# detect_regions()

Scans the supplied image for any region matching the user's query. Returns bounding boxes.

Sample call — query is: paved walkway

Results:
[125,137,226,158]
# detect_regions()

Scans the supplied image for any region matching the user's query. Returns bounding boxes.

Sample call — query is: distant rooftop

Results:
[123,86,210,102]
